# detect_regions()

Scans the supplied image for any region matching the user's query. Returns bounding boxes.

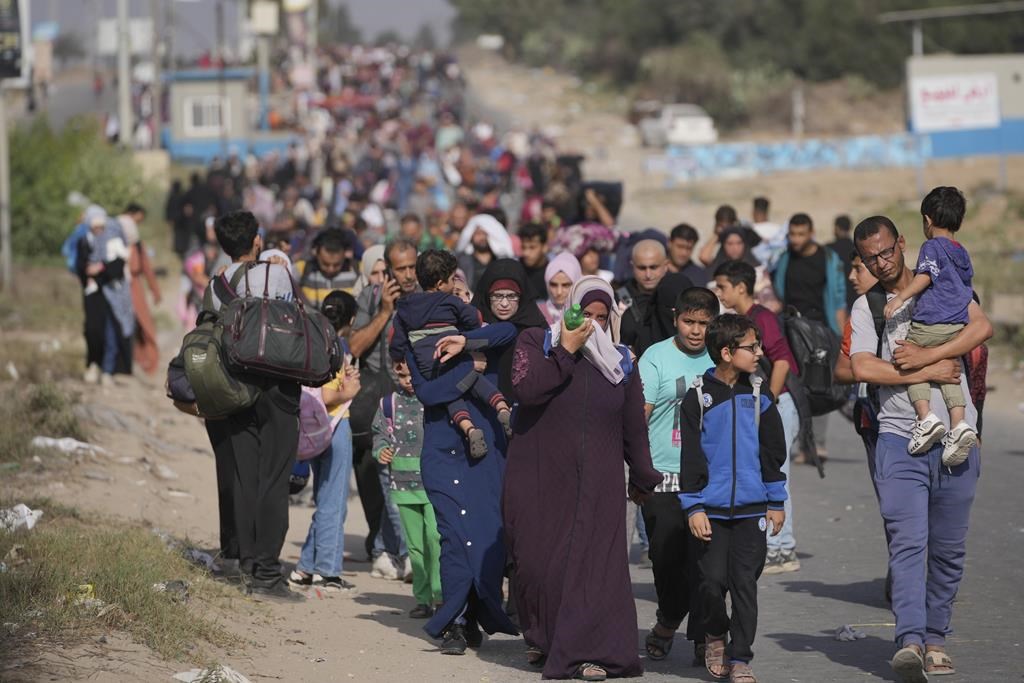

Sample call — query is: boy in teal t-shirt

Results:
[637,286,718,664]
[373,362,441,619]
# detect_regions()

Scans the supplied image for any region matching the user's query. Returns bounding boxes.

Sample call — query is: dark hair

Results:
[321,290,357,332]
[789,213,813,230]
[518,221,548,244]
[670,223,699,243]
[853,216,900,252]
[834,214,852,233]
[920,186,966,232]
[714,205,738,226]
[753,197,770,214]
[385,236,418,265]
[399,213,422,227]
[416,249,458,290]
[265,230,291,248]
[317,228,350,253]
[215,210,259,259]
[673,286,719,318]
[123,202,146,217]
[706,313,761,365]
[713,259,756,297]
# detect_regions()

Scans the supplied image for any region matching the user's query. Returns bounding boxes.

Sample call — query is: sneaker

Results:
[316,576,357,594]
[440,624,467,655]
[402,556,413,584]
[287,570,314,587]
[409,603,434,619]
[370,553,400,580]
[464,619,483,649]
[941,421,977,467]
[497,408,513,439]
[83,363,100,384]
[763,549,800,574]
[249,581,305,603]
[100,373,115,388]
[466,428,487,459]
[908,413,946,454]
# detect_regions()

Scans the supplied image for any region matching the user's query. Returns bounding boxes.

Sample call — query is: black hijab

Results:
[634,272,693,357]
[708,226,761,272]
[470,258,548,394]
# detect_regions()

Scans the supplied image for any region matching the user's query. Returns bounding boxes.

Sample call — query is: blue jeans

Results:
[874,432,979,648]
[767,392,799,554]
[102,312,120,374]
[374,461,408,559]
[298,419,353,577]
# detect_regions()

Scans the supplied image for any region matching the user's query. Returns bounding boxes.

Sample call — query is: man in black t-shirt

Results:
[771,213,847,336]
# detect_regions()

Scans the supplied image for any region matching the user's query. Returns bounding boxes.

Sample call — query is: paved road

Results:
[296,402,1022,682]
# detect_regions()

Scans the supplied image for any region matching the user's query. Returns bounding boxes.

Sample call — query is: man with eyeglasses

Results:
[849,215,991,682]
[618,239,669,350]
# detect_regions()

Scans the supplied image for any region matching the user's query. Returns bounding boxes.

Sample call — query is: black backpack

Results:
[779,307,849,417]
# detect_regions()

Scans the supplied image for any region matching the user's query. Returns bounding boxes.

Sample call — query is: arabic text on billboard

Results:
[910,73,1000,133]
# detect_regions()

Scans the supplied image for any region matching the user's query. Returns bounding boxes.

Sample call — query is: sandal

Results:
[924,649,954,676]
[573,663,607,681]
[705,635,732,680]
[730,661,758,683]
[645,623,676,661]
[526,646,546,668]
[891,644,927,683]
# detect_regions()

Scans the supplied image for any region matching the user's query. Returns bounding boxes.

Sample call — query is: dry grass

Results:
[0,499,238,665]
[0,384,87,465]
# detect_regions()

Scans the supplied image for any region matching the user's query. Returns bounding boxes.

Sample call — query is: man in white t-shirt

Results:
[849,214,991,683]
[638,286,717,663]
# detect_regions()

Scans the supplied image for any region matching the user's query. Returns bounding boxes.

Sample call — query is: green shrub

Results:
[11,118,147,263]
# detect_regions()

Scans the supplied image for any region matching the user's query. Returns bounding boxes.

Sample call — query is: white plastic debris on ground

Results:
[834,624,868,641]
[30,436,108,457]
[0,504,44,532]
[172,665,253,683]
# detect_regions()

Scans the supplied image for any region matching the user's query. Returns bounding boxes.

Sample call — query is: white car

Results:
[639,103,719,147]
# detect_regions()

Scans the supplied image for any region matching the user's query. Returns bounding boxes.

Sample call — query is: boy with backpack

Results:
[289,290,361,594]
[681,314,788,683]
[373,361,441,619]
[713,260,801,575]
[389,249,513,459]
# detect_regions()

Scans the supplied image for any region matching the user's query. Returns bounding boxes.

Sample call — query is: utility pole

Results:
[216,0,228,155]
[0,84,10,293]
[117,0,132,146]
[150,0,162,148]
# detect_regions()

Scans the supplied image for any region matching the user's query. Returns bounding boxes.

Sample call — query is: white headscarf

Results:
[549,276,626,385]
[454,214,515,259]
[353,244,386,296]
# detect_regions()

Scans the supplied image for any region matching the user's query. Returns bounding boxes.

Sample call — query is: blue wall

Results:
[927,118,1024,158]
[160,128,297,164]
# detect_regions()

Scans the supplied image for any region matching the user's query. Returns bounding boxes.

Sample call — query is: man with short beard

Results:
[850,214,990,683]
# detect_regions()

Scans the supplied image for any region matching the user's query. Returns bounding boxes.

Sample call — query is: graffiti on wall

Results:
[646,134,931,184]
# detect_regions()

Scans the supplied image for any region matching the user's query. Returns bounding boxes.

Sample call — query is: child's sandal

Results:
[704,635,732,680]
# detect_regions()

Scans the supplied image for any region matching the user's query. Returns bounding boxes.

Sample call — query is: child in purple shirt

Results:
[883,186,976,466]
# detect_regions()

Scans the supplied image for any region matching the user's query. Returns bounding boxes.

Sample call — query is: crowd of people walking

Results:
[64,43,990,683]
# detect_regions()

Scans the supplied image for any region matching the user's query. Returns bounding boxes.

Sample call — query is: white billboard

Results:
[97,18,153,56]
[910,73,1000,133]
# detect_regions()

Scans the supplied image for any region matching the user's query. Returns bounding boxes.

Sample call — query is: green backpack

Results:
[180,265,263,419]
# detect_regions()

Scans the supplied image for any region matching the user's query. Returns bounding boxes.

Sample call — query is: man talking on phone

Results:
[348,237,420,578]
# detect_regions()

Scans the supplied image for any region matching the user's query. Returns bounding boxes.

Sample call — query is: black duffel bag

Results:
[219,262,342,387]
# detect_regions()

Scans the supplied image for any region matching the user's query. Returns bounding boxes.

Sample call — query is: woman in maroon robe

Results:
[503,276,661,680]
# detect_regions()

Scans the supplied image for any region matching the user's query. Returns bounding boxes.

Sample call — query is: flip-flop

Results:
[573,663,607,681]
[924,650,955,676]
[892,645,928,683]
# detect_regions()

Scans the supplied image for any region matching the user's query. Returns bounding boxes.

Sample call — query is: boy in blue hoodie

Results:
[389,249,512,459]
[680,314,788,683]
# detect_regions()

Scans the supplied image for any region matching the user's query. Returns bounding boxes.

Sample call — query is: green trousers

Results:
[397,501,442,606]
[906,321,966,408]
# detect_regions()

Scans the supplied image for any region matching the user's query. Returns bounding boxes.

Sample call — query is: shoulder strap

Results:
[751,375,763,429]
[382,392,396,433]
[865,284,887,357]
[692,375,705,431]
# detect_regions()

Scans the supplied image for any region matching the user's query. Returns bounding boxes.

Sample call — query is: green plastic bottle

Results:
[563,303,585,330]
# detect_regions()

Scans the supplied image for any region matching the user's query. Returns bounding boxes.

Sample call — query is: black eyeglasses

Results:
[732,342,763,355]
[860,244,897,268]
[489,293,521,303]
